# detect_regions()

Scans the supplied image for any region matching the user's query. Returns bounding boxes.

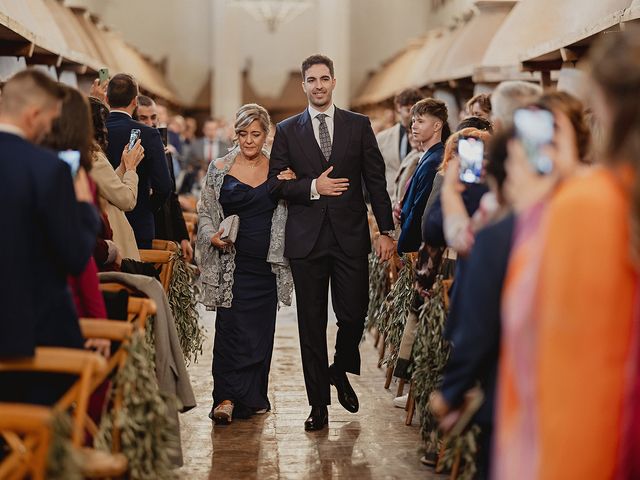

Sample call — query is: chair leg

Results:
[405,384,415,426]
[378,334,387,367]
[396,378,405,397]
[384,366,393,389]
[449,447,462,480]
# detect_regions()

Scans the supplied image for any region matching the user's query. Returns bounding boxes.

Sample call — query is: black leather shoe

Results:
[329,364,359,413]
[304,406,328,431]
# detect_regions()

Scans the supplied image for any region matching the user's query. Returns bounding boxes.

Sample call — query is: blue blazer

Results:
[398,142,444,253]
[440,214,515,426]
[0,132,100,357]
[106,112,171,246]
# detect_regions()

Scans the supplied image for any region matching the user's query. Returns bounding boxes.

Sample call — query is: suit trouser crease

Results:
[289,217,369,407]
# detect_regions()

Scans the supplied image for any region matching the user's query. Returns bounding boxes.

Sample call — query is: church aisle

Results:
[178,303,444,479]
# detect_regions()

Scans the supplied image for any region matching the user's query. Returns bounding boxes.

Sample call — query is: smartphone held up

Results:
[514,108,555,175]
[458,137,484,184]
[58,150,80,178]
[128,129,141,151]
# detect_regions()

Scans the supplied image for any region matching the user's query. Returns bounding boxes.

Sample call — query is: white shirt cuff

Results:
[310,179,320,200]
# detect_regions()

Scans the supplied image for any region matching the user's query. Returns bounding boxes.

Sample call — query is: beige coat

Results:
[89,151,140,260]
[375,122,402,202]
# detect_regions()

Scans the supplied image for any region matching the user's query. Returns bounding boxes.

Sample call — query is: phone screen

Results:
[98,68,109,85]
[458,137,484,184]
[58,150,80,178]
[514,108,555,175]
[128,128,141,151]
[158,127,168,147]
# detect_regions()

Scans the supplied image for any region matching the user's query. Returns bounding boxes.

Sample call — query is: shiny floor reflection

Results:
[179,303,442,479]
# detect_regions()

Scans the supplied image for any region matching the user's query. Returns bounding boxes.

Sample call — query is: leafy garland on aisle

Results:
[410,276,450,451]
[409,276,480,478]
[438,425,481,480]
[95,330,179,480]
[47,412,82,480]
[379,255,415,367]
[365,252,390,333]
[168,249,205,365]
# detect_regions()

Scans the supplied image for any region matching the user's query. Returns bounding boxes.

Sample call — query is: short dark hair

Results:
[411,97,451,141]
[301,54,334,79]
[107,73,138,108]
[136,94,155,108]
[456,115,493,133]
[1,69,65,115]
[394,88,424,107]
[485,127,511,203]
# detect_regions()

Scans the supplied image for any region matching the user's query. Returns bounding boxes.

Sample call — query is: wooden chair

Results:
[0,348,107,479]
[99,283,158,325]
[0,404,51,480]
[138,249,174,292]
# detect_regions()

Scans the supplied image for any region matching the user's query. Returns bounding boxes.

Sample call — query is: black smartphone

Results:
[98,68,109,85]
[458,137,484,184]
[158,127,168,147]
[58,150,80,178]
[128,128,141,151]
[513,107,555,175]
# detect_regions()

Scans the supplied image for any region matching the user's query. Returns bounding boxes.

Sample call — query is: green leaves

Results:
[47,411,82,480]
[365,252,390,333]
[168,248,205,365]
[96,331,179,480]
[378,256,415,367]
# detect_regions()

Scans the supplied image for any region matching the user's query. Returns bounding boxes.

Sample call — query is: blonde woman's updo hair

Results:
[234,103,271,139]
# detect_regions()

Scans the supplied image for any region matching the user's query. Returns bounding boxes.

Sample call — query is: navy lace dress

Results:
[213,174,277,418]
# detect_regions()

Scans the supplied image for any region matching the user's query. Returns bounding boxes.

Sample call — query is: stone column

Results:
[211,0,243,120]
[317,0,350,109]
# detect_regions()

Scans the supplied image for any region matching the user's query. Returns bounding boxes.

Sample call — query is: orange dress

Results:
[536,166,638,479]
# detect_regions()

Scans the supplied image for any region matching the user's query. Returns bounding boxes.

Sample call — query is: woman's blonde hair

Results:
[234,103,271,137]
[439,127,492,172]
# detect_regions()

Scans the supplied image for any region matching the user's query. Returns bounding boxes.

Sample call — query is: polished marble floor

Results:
[178,301,442,479]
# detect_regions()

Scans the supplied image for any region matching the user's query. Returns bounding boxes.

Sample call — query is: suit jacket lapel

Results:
[329,107,351,167]
[295,109,326,173]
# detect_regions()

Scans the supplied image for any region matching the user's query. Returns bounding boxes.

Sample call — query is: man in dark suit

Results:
[0,70,100,360]
[268,54,395,431]
[105,74,171,249]
[180,118,232,194]
[134,95,192,262]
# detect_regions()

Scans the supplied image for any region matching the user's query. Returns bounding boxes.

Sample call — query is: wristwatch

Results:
[380,230,394,237]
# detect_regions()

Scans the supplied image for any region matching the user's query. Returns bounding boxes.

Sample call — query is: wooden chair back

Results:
[99,283,158,326]
[0,348,106,479]
[0,404,51,480]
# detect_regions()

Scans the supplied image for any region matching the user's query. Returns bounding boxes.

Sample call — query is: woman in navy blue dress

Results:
[197,104,294,423]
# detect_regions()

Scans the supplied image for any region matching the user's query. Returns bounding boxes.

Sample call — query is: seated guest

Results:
[0,70,100,399]
[377,88,424,203]
[88,96,144,261]
[397,98,450,253]
[465,93,492,120]
[105,73,171,249]
[135,95,193,262]
[181,118,232,194]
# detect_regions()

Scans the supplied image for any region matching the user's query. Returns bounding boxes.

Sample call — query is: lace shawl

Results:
[196,147,293,309]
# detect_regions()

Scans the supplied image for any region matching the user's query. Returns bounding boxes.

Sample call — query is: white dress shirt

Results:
[203,138,220,164]
[110,109,132,118]
[308,103,335,200]
[0,123,26,138]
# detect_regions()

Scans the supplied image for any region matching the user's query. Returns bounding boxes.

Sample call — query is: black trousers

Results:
[289,217,369,407]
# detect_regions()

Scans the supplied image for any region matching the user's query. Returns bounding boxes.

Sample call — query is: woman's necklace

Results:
[237,153,266,168]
